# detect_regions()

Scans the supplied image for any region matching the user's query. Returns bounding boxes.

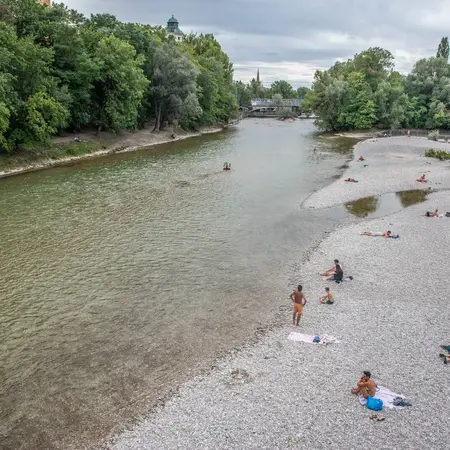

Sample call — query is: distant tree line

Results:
[0,0,238,153]
[301,38,450,131]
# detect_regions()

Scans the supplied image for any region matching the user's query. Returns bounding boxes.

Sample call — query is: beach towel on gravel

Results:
[288,332,340,345]
[359,386,407,410]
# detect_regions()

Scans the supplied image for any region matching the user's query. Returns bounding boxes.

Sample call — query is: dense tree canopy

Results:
[306,40,450,131]
[0,0,238,153]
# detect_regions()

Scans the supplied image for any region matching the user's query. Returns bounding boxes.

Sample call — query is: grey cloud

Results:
[69,0,450,86]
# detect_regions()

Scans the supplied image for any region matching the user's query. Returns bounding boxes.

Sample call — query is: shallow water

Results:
[345,189,428,218]
[0,119,355,449]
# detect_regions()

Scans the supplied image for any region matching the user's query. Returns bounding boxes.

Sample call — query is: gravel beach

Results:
[303,136,450,209]
[109,137,450,450]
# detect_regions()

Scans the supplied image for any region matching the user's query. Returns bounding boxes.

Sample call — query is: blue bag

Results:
[366,395,383,411]
[313,336,320,343]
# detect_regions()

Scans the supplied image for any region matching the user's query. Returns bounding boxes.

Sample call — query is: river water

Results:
[0,119,355,449]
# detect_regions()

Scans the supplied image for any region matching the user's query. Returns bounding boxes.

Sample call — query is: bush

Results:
[425,148,450,160]
[277,107,296,120]
[427,129,440,141]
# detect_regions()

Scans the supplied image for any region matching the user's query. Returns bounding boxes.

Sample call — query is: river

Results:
[0,119,356,449]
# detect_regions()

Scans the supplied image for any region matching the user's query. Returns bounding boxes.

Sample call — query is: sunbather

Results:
[417,174,427,182]
[424,209,439,217]
[351,371,377,399]
[344,178,358,182]
[360,231,392,237]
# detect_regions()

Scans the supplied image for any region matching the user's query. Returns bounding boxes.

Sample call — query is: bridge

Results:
[250,98,302,107]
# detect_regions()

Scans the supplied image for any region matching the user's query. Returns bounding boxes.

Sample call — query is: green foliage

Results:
[425,148,450,159]
[437,37,449,61]
[270,80,295,98]
[427,130,440,141]
[0,0,238,154]
[277,107,295,119]
[306,42,450,131]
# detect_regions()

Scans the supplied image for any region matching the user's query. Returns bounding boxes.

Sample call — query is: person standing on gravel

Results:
[290,285,307,326]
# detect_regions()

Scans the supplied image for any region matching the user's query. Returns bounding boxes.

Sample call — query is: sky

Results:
[68,0,450,88]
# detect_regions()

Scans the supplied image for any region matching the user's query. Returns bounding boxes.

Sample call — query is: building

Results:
[166,15,184,42]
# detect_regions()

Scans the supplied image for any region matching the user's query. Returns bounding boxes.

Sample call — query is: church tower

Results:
[165,15,185,42]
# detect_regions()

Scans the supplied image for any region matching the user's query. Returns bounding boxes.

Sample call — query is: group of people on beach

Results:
[289,259,348,326]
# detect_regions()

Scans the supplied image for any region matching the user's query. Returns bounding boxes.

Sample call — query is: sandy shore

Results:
[303,136,450,209]
[108,137,450,450]
[0,126,224,179]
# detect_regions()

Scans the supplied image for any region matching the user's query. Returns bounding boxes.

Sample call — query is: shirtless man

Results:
[320,287,334,304]
[290,285,307,326]
[351,371,377,399]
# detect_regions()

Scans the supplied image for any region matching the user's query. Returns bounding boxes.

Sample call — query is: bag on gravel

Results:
[366,396,383,411]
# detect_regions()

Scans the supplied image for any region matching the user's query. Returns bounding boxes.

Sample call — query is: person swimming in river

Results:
[223,162,231,171]
[345,178,358,182]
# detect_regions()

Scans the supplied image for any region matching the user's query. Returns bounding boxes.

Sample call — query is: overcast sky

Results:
[68,0,449,88]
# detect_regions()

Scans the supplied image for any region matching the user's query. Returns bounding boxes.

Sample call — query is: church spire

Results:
[256,68,260,83]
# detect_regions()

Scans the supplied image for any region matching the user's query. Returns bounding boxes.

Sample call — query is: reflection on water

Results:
[396,189,428,208]
[0,119,354,450]
[345,189,428,218]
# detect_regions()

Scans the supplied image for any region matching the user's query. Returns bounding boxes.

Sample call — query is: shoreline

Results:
[0,126,226,180]
[107,136,450,450]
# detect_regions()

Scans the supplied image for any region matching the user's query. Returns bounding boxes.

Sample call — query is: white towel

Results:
[287,332,340,344]
[359,385,406,409]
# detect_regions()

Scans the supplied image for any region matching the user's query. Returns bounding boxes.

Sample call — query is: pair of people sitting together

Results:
[319,259,346,283]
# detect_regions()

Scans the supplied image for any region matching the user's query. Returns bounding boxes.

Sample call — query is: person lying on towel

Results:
[351,371,377,399]
[360,231,391,237]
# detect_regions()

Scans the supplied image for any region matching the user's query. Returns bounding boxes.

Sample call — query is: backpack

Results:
[366,395,383,411]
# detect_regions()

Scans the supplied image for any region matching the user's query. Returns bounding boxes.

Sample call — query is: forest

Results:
[0,0,238,154]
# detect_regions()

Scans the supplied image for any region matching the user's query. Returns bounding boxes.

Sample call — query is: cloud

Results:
[67,0,449,87]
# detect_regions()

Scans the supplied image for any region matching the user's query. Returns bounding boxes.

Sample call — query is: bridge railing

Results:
[251,98,301,107]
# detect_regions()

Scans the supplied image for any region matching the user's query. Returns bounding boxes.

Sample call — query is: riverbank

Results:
[303,135,450,209]
[108,136,450,449]
[0,126,224,179]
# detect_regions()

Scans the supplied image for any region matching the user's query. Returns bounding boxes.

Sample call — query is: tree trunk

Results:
[153,102,161,132]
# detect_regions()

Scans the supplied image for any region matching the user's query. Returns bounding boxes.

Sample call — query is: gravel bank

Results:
[303,136,450,209]
[108,142,450,450]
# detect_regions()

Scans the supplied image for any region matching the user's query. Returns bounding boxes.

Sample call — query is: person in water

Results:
[352,371,377,399]
[425,209,439,217]
[290,285,307,326]
[360,231,392,237]
[358,156,365,161]
[320,287,334,304]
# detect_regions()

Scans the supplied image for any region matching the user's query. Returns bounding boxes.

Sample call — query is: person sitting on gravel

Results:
[424,209,439,217]
[358,156,365,161]
[329,259,344,282]
[320,287,334,304]
[417,174,427,183]
[344,178,358,182]
[351,371,377,399]
[319,259,340,277]
[360,231,392,237]
[290,285,307,326]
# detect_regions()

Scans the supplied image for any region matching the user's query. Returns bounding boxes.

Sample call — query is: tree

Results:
[91,35,148,132]
[296,87,310,99]
[436,37,449,61]
[270,80,294,98]
[147,42,199,131]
